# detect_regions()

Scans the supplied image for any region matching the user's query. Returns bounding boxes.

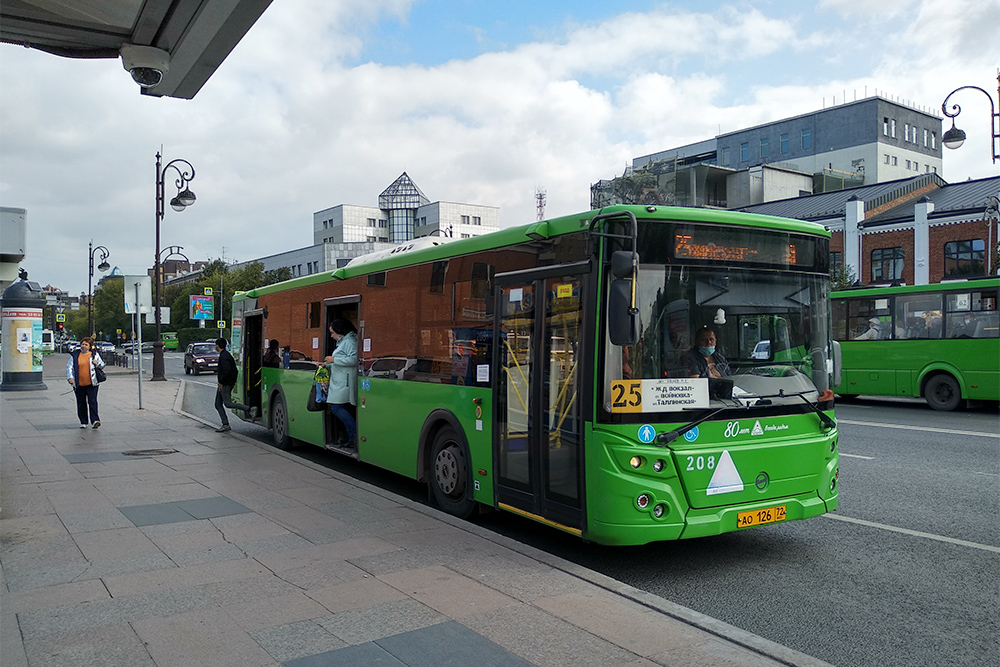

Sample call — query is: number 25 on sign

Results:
[610,380,643,413]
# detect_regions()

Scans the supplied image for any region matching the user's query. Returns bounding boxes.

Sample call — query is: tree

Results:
[831,264,857,290]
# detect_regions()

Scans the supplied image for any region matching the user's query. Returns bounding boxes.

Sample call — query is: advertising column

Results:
[1,279,47,391]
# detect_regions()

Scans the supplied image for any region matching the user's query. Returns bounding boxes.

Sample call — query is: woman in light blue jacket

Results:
[66,337,106,429]
[324,319,358,447]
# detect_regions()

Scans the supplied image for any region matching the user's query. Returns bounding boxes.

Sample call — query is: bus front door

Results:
[495,272,585,535]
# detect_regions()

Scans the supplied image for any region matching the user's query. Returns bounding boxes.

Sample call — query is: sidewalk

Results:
[1,359,832,667]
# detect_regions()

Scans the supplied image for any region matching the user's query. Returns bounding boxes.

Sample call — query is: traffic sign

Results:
[55,313,66,322]
[204,288,213,296]
[217,320,226,329]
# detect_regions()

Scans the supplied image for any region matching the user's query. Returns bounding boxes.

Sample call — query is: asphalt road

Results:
[177,366,1000,667]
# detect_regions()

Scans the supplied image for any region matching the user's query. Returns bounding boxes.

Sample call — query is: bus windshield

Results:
[603,265,832,415]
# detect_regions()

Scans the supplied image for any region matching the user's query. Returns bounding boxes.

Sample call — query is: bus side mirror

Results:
[832,340,842,388]
[609,279,640,345]
[611,251,633,279]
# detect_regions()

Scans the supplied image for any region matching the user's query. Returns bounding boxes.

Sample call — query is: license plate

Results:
[737,505,787,528]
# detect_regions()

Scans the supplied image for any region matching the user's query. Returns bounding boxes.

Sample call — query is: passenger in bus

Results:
[685,327,731,378]
[324,319,359,448]
[853,317,882,340]
[262,339,281,368]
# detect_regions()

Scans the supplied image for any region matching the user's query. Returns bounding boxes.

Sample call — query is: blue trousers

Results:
[74,385,100,425]
[329,403,356,443]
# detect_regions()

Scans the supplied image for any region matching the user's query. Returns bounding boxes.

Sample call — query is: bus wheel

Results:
[924,374,961,411]
[271,394,293,450]
[430,427,476,519]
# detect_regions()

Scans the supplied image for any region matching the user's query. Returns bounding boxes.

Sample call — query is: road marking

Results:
[840,453,875,459]
[823,514,1000,553]
[837,419,1000,439]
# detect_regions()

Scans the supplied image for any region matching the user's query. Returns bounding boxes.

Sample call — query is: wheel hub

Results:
[434,445,463,495]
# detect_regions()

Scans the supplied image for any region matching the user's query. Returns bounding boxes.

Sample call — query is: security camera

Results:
[119,44,170,89]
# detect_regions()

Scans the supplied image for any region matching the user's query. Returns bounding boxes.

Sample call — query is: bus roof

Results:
[241,205,830,299]
[832,277,999,298]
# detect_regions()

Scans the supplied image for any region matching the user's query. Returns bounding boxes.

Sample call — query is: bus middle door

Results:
[494,270,585,535]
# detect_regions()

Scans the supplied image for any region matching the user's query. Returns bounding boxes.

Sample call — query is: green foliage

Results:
[177,327,219,350]
[831,264,857,290]
[87,261,293,338]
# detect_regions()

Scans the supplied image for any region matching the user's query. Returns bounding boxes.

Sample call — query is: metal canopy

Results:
[0,0,273,99]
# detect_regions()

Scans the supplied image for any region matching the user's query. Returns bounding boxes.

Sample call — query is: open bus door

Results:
[241,310,264,419]
[494,266,587,536]
[323,296,360,452]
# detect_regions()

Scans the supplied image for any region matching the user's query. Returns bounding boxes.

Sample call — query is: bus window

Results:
[894,293,942,339]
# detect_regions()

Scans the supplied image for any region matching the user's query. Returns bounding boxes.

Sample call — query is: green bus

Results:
[832,278,1000,410]
[162,332,179,350]
[230,205,840,545]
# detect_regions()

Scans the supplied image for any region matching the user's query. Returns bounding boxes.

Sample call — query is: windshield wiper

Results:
[655,389,835,446]
[735,389,836,430]
[656,407,729,445]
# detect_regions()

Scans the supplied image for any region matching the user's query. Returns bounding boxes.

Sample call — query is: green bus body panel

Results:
[836,339,1000,400]
[261,373,495,506]
[582,414,839,545]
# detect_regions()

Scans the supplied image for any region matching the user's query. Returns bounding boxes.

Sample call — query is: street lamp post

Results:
[153,151,196,381]
[88,241,111,338]
[940,71,999,163]
[942,72,1000,277]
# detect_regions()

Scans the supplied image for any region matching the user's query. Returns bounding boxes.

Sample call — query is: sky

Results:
[1,0,999,297]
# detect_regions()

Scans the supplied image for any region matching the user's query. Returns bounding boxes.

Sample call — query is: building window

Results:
[883,117,889,136]
[914,162,919,171]
[892,156,898,166]
[740,142,749,161]
[367,218,376,227]
[759,137,769,158]
[884,154,890,164]
[944,239,986,277]
[472,216,481,226]
[461,215,470,225]
[871,247,904,282]
[780,133,789,154]
[801,128,812,149]
[931,131,937,149]
[904,123,910,142]
[721,147,730,165]
[368,272,386,287]
[461,234,470,239]
[307,302,321,328]
[923,128,929,147]
[905,160,911,169]
[890,119,896,138]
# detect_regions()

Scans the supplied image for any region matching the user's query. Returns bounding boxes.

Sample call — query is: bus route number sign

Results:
[610,379,710,413]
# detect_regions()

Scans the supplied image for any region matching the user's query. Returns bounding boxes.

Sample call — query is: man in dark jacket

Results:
[214,338,256,432]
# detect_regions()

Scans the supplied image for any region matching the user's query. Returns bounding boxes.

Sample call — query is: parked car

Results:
[184,341,219,375]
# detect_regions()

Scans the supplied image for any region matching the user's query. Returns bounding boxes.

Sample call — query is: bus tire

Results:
[429,426,476,520]
[924,374,961,411]
[271,393,293,450]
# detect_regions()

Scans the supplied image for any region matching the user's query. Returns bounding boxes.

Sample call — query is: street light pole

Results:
[941,71,1000,277]
[88,241,110,338]
[153,151,197,381]
[940,70,999,163]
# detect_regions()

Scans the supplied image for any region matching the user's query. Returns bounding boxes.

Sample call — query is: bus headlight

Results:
[652,459,665,472]
[653,503,668,518]
[630,456,644,469]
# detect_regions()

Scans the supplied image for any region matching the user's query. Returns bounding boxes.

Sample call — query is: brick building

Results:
[740,174,999,286]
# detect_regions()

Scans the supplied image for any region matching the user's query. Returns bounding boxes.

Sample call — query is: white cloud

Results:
[2,0,998,297]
